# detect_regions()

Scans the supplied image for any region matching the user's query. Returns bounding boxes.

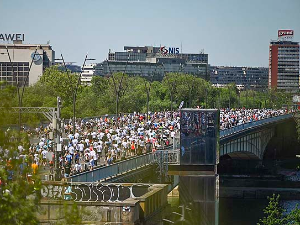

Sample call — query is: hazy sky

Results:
[0,0,299,67]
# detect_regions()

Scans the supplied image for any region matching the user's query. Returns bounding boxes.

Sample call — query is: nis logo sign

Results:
[160,46,180,55]
[0,33,25,41]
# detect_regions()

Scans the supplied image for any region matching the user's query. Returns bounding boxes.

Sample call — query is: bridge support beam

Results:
[220,128,275,160]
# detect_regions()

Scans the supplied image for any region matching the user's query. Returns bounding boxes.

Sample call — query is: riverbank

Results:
[220,174,300,199]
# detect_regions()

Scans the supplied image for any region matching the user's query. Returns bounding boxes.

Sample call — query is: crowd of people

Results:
[27,111,180,179]
[1,108,292,180]
[220,108,290,130]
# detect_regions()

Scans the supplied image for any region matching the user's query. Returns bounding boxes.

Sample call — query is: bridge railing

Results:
[220,114,293,138]
[154,149,180,165]
[68,152,155,182]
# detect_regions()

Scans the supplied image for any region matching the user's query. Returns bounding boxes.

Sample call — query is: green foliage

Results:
[258,194,287,225]
[39,66,78,105]
[287,204,300,224]
[0,65,296,125]
[0,125,41,225]
[258,194,300,225]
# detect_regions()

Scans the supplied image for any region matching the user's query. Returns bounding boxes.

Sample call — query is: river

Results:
[164,175,298,225]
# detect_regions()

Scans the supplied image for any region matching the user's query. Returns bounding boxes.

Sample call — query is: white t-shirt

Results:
[74,163,82,172]
[72,138,78,146]
[90,150,96,159]
[69,146,75,155]
[41,150,48,159]
[96,144,102,153]
[39,141,44,148]
[78,143,84,152]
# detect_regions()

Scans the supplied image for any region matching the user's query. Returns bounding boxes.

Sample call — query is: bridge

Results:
[68,113,295,183]
[220,113,294,160]
[39,181,168,224]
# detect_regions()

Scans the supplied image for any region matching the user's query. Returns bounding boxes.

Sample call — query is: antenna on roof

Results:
[47,40,50,45]
[181,41,182,54]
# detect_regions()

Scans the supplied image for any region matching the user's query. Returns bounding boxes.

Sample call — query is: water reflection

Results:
[167,174,273,225]
[166,175,219,225]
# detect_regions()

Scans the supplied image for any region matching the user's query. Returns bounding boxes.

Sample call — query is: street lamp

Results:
[1,47,42,131]
[56,54,95,134]
[107,54,130,123]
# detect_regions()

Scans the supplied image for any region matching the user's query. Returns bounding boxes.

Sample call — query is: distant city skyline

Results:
[0,0,299,67]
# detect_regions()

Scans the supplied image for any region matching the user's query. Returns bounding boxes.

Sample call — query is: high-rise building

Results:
[81,63,96,85]
[0,42,55,86]
[269,30,299,92]
[95,46,209,81]
[210,66,268,90]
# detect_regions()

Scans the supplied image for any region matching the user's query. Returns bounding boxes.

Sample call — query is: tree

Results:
[163,73,181,111]
[258,194,300,225]
[39,66,78,105]
[0,122,41,224]
[110,72,129,117]
[257,194,286,225]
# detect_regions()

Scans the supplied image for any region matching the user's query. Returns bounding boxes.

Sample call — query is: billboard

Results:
[180,109,219,165]
[278,30,294,40]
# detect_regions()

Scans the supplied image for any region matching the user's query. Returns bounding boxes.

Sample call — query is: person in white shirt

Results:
[85,138,90,147]
[74,132,80,140]
[74,163,82,174]
[34,153,40,166]
[72,138,78,146]
[96,142,102,160]
[92,131,97,140]
[41,148,48,166]
[78,142,84,153]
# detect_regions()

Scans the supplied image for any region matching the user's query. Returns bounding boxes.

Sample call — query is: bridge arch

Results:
[220,127,275,160]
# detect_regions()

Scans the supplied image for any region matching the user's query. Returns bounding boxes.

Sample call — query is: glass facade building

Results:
[96,46,209,81]
[180,109,219,165]
[0,62,29,86]
[210,66,268,90]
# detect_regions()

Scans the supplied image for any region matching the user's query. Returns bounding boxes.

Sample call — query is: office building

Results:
[95,46,209,81]
[0,42,55,86]
[81,63,96,85]
[210,66,268,90]
[269,30,299,92]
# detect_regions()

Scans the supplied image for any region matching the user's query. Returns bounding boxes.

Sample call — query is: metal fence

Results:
[220,114,293,138]
[68,153,155,182]
[154,150,180,165]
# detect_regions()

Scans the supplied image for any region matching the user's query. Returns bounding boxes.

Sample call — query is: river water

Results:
[164,175,298,225]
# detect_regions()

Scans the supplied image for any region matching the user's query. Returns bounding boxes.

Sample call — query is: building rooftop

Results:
[0,43,53,50]
[270,40,299,45]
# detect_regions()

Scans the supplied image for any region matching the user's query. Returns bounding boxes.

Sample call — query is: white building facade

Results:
[0,43,55,86]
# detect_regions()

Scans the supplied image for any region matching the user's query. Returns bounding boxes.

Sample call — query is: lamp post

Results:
[2,47,42,132]
[107,54,130,123]
[56,54,95,135]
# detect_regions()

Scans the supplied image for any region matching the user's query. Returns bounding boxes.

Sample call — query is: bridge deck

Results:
[69,114,294,182]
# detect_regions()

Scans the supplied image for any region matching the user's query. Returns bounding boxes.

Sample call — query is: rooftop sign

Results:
[278,30,294,40]
[0,33,25,42]
[160,46,180,55]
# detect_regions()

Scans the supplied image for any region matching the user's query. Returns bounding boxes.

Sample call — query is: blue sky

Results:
[0,0,299,67]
